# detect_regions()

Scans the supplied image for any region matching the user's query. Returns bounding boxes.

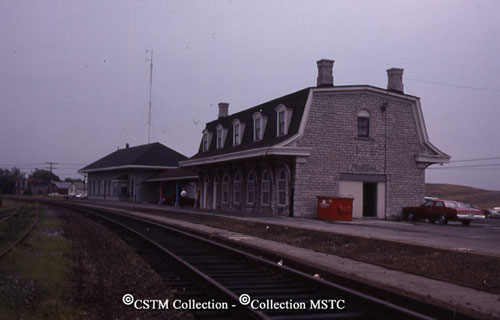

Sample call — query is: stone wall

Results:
[294,90,425,218]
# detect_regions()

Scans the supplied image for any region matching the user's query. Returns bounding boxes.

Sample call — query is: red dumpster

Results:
[317,196,353,221]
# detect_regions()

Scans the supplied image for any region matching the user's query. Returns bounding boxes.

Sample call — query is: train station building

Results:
[180,59,450,219]
[79,142,194,204]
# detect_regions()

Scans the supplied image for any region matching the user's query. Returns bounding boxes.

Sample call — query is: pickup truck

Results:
[402,199,485,226]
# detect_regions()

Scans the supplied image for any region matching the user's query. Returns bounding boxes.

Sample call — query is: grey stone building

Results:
[181,59,450,219]
[80,142,188,203]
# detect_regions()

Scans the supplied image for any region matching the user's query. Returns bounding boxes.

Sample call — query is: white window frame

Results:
[216,126,223,149]
[277,169,288,206]
[357,110,370,138]
[246,171,255,205]
[202,130,209,152]
[275,104,292,137]
[232,119,241,146]
[254,117,262,141]
[233,172,241,204]
[278,110,286,136]
[261,170,270,205]
[222,174,230,204]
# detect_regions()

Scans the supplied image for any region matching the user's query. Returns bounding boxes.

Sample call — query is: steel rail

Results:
[70,205,444,320]
[0,207,22,224]
[0,203,39,259]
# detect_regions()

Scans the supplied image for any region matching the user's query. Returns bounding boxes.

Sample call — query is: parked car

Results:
[489,209,500,219]
[75,193,87,200]
[403,199,485,226]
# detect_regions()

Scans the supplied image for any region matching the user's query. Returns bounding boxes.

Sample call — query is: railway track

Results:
[0,203,39,259]
[62,205,467,320]
[0,206,21,223]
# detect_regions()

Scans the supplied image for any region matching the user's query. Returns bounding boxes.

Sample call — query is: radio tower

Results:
[146,49,154,144]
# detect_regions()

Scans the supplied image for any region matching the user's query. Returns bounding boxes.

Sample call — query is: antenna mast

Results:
[146,49,153,144]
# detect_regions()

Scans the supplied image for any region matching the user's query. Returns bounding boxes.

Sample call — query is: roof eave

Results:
[78,165,177,174]
[180,146,311,167]
[416,154,451,164]
[145,176,199,182]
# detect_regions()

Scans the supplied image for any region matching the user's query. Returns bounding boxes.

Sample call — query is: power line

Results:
[0,163,45,166]
[428,163,500,169]
[406,77,500,93]
[45,162,57,173]
[449,156,500,163]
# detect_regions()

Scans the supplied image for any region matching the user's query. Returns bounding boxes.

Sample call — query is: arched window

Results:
[212,176,219,210]
[202,176,209,209]
[277,169,288,206]
[247,171,255,204]
[261,171,270,205]
[222,174,229,204]
[233,172,241,204]
[357,110,370,137]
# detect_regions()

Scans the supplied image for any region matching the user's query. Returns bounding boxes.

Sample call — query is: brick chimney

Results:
[316,59,334,87]
[387,68,404,93]
[218,102,229,118]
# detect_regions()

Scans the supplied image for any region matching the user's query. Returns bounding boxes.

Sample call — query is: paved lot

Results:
[79,198,500,256]
[238,216,500,256]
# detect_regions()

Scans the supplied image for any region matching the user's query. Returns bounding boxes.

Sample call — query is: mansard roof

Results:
[189,87,311,160]
[182,83,449,166]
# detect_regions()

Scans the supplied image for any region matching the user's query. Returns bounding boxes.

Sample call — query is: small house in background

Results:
[52,181,71,195]
[181,59,450,219]
[15,178,51,196]
[68,182,85,196]
[79,142,190,203]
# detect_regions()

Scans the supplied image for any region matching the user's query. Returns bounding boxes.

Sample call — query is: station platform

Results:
[74,200,500,319]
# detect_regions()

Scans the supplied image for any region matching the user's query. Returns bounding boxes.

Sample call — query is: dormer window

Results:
[215,124,227,149]
[232,119,241,146]
[255,118,261,140]
[234,123,240,144]
[217,127,223,149]
[252,112,268,142]
[202,130,209,152]
[275,104,292,137]
[278,111,285,136]
[202,129,213,152]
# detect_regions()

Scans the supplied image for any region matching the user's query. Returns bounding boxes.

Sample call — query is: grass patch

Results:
[0,208,35,252]
[0,206,83,319]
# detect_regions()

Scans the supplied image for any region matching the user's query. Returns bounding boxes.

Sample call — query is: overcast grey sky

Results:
[1,0,499,190]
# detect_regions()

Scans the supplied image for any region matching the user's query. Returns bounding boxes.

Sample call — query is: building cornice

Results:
[180,147,311,167]
[79,165,176,174]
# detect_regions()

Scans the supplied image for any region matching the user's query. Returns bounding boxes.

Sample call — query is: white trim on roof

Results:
[79,165,177,173]
[145,175,199,182]
[180,147,311,167]
[279,86,449,164]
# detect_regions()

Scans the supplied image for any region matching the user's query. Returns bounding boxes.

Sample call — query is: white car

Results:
[490,208,500,219]
[75,193,88,200]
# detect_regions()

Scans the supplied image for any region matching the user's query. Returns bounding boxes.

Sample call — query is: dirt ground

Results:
[60,208,192,320]
[121,207,500,295]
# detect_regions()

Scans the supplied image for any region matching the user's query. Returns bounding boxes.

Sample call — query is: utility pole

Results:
[45,162,57,173]
[45,162,57,198]
[146,49,153,144]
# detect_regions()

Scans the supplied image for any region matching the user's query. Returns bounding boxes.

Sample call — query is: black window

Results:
[357,117,369,137]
